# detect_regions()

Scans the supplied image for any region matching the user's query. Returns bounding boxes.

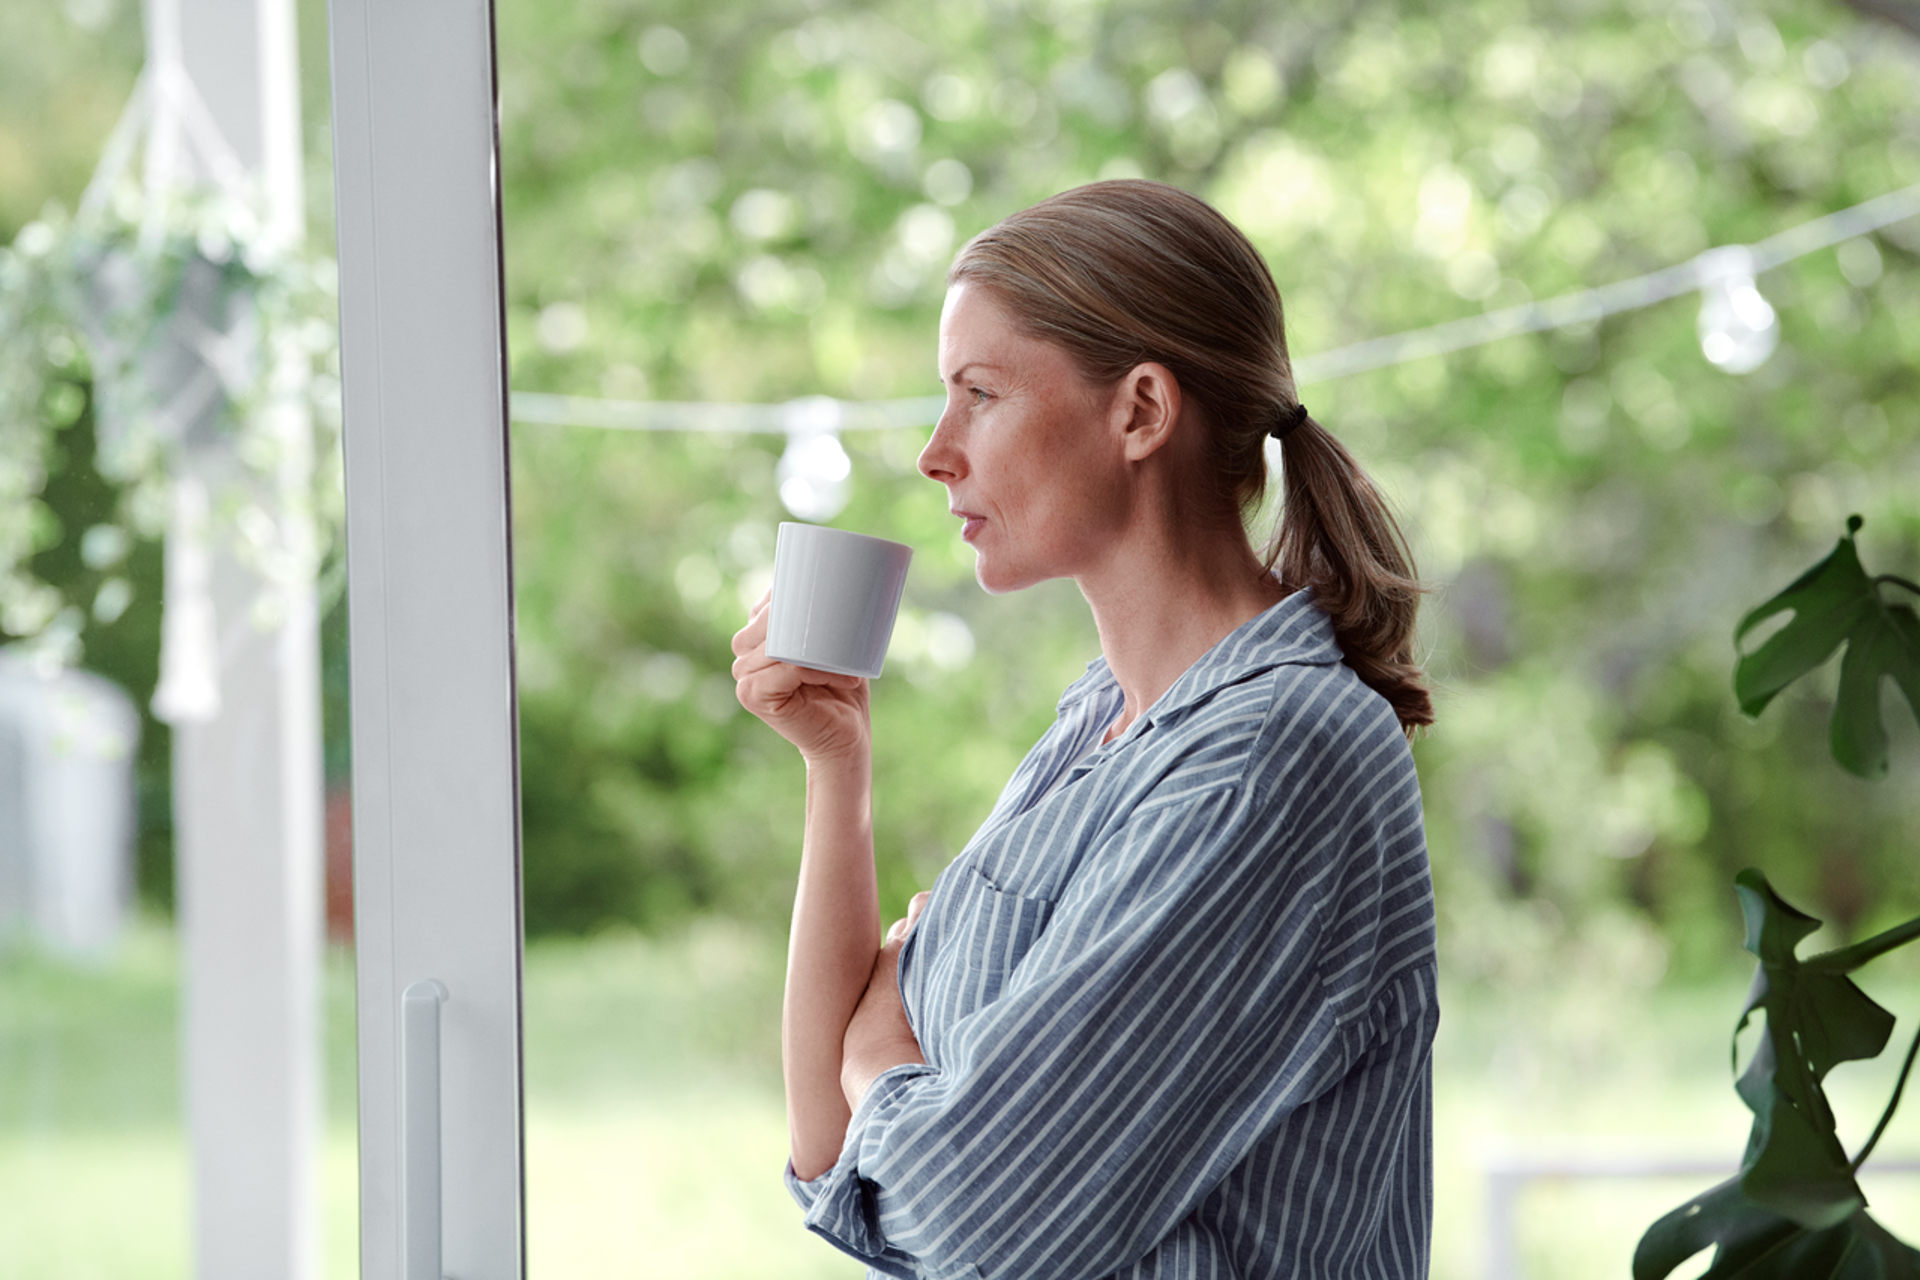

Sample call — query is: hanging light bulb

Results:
[1695,245,1778,375]
[777,396,852,522]
[778,430,852,520]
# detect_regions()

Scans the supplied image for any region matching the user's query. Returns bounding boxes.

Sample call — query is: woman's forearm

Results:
[784,748,882,1182]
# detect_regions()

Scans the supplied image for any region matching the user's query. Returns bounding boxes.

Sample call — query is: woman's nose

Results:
[917,410,962,482]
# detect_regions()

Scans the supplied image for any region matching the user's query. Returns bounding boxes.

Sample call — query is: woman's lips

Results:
[954,511,986,542]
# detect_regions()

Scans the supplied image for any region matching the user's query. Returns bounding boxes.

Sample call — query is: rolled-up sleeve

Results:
[787,1063,946,1278]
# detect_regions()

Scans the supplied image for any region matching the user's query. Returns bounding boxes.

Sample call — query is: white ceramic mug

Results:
[766,523,913,679]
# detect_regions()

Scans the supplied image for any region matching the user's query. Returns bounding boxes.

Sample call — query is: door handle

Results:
[403,980,448,1280]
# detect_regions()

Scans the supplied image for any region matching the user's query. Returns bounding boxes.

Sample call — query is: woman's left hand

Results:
[841,892,930,1108]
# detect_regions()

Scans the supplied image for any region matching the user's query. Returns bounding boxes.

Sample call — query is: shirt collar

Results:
[1054,590,1343,730]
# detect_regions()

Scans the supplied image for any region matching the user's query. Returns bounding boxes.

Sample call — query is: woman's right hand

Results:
[732,589,872,764]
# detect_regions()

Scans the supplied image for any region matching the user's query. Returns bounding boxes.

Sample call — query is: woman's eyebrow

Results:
[943,361,1002,384]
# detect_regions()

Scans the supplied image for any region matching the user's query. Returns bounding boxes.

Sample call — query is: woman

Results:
[732,179,1437,1279]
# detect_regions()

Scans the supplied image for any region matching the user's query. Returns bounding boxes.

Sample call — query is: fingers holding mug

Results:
[735,525,910,761]
[730,589,773,664]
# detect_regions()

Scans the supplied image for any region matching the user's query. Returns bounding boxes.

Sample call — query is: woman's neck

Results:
[1078,527,1286,743]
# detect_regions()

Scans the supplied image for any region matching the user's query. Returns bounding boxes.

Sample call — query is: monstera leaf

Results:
[1635,874,1920,1280]
[1734,516,1920,779]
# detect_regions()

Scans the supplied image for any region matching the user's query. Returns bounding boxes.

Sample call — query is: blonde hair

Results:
[950,180,1433,732]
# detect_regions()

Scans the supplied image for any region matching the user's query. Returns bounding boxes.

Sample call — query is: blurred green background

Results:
[487,0,1920,972]
[4,0,1920,1274]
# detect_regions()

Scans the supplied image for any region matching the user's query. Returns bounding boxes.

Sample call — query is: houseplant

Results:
[1636,515,1920,1279]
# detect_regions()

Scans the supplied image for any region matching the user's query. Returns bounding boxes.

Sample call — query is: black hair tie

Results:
[1270,402,1310,441]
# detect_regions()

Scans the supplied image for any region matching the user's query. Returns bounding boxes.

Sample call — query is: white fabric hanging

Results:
[151,473,221,723]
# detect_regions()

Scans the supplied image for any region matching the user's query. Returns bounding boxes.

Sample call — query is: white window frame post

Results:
[138,0,324,1273]
[327,0,527,1275]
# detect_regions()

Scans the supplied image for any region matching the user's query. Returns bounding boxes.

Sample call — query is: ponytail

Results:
[1270,415,1433,735]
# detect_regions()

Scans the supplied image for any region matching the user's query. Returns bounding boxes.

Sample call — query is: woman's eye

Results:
[970,387,991,403]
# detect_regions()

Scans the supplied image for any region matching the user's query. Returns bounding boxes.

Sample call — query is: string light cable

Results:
[508,179,1920,518]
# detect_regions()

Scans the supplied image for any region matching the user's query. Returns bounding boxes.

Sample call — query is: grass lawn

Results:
[4,915,1920,1279]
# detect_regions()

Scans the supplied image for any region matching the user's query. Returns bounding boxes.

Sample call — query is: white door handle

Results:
[403,980,448,1280]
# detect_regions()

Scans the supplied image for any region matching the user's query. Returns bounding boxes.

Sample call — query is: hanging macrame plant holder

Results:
[4,54,335,722]
[74,238,262,723]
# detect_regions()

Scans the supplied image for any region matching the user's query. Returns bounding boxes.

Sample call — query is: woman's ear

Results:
[1114,362,1182,462]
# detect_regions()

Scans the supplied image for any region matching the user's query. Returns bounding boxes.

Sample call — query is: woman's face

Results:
[919,283,1133,595]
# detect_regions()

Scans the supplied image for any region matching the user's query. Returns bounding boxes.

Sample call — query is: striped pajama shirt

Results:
[788,591,1438,1279]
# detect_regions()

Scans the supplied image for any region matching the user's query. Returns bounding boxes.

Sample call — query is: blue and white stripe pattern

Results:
[788,591,1438,1279]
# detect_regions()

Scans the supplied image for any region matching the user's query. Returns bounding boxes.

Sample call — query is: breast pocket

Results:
[914,862,1057,1035]
[951,863,1054,975]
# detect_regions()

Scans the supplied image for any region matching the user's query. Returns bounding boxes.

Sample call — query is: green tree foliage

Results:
[5,0,1919,959]
[0,0,139,243]
[492,0,1920,956]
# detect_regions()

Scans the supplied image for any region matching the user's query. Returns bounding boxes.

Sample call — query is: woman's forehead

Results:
[940,280,1006,333]
[938,284,1030,369]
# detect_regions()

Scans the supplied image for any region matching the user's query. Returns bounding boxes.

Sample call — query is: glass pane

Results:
[496,3,1094,1272]
[491,5,1920,1278]
[1,0,357,1273]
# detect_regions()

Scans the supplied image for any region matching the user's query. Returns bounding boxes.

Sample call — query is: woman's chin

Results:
[973,564,1011,596]
[972,557,1043,597]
